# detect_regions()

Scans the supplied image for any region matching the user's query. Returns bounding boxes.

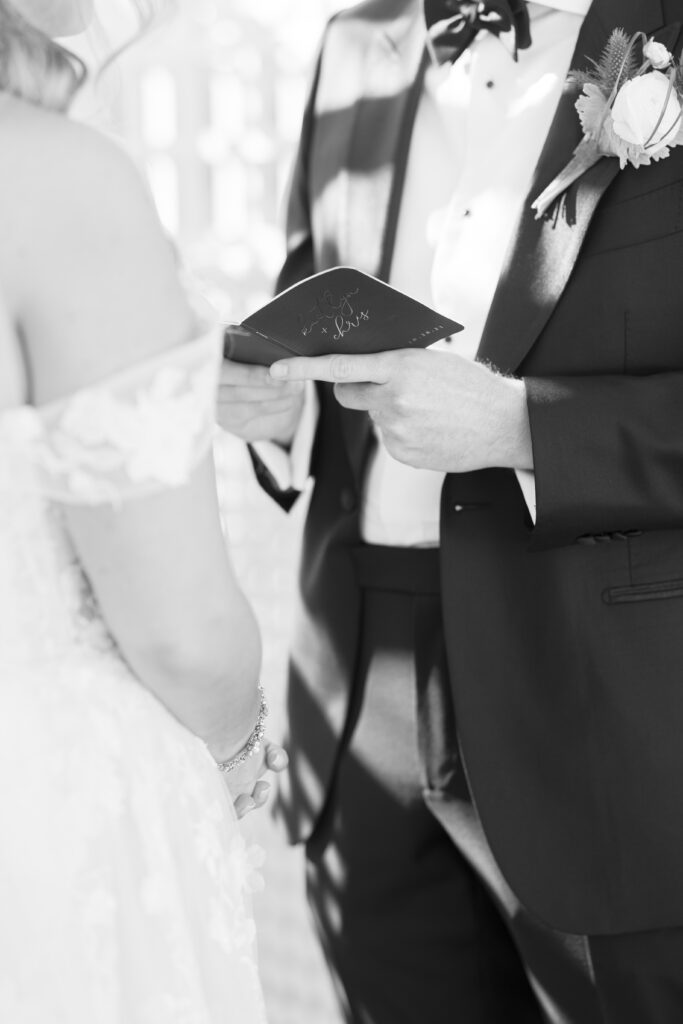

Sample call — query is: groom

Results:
[218,0,683,1021]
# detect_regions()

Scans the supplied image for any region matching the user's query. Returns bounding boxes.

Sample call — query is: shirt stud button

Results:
[486,79,495,89]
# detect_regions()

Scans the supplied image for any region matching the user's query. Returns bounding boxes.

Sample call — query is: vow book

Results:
[223,267,463,366]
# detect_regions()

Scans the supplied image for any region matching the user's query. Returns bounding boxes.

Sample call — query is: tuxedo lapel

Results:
[336,4,427,484]
[477,0,667,374]
[336,4,427,277]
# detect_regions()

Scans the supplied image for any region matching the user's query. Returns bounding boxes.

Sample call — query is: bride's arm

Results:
[66,460,263,763]
[2,104,266,767]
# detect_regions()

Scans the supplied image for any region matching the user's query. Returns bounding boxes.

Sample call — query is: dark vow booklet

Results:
[223,266,463,366]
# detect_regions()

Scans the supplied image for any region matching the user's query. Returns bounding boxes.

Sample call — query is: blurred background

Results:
[79,1,355,1021]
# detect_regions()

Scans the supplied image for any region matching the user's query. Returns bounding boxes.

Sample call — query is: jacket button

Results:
[340,487,356,512]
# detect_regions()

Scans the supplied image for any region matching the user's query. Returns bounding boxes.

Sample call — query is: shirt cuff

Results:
[514,468,537,525]
[252,382,318,492]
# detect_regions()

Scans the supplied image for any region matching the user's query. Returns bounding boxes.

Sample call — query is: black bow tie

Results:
[424,0,532,64]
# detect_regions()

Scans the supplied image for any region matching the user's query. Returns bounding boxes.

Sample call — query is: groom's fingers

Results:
[270,352,393,385]
[333,382,382,411]
[221,359,278,387]
[220,360,304,397]
[218,384,304,403]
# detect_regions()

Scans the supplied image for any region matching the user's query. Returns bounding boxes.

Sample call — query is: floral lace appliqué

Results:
[2,328,221,505]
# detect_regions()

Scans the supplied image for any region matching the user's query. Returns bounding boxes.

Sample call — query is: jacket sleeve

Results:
[246,30,327,511]
[525,372,683,549]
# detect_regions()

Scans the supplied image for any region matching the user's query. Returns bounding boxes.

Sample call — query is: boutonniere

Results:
[532,30,683,219]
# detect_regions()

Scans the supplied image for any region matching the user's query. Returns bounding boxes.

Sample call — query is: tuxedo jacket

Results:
[257,0,683,935]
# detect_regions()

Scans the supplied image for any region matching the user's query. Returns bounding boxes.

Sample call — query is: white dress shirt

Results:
[255,0,591,542]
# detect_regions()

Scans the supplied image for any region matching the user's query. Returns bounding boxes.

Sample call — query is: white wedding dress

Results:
[0,328,267,1024]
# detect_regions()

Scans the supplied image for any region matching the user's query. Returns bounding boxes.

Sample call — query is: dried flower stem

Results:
[531,138,603,219]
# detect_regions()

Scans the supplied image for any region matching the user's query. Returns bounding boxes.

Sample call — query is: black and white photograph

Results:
[1,1,683,1022]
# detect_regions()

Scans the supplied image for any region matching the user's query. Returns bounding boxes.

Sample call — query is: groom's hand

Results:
[217,360,305,447]
[270,349,533,474]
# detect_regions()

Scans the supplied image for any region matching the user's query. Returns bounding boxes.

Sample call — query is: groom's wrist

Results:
[490,376,534,471]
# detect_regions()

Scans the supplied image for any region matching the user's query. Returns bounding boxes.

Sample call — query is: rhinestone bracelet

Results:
[215,685,268,774]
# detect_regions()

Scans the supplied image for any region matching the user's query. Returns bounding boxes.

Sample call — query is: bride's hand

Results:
[226,740,289,819]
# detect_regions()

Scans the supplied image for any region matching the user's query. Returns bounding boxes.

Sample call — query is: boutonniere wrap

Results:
[532,30,683,219]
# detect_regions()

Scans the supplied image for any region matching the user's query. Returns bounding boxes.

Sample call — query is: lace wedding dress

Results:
[0,328,267,1024]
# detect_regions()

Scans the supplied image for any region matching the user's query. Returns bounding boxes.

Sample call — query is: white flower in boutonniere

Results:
[643,38,673,70]
[611,71,681,153]
[532,29,683,219]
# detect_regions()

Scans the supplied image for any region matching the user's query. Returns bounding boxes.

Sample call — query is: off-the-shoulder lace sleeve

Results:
[5,327,222,505]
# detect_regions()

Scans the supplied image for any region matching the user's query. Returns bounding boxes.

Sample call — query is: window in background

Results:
[112,0,351,320]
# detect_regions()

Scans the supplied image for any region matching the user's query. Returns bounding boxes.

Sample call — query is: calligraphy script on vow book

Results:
[223,267,463,366]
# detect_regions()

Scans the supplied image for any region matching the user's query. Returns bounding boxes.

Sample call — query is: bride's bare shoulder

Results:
[0,96,159,254]
[0,95,192,402]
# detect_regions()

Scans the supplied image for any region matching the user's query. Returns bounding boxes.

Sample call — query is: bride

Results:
[0,1,284,1020]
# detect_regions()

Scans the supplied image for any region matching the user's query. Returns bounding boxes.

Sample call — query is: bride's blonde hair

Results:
[0,1,159,113]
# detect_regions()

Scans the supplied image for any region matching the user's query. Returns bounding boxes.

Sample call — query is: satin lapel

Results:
[477,0,666,374]
[338,5,426,276]
[338,7,427,485]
